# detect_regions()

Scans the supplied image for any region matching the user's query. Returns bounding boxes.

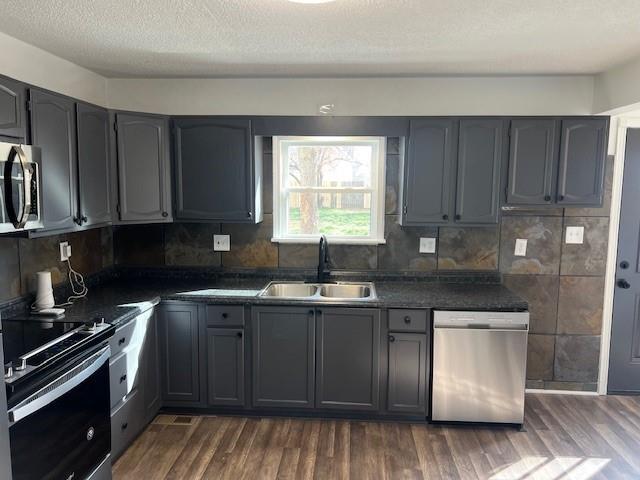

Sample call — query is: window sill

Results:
[271,237,386,246]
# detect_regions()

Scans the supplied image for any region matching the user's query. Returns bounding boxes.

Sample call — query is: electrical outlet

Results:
[419,237,437,254]
[213,234,230,252]
[59,241,72,261]
[565,226,585,244]
[514,239,527,257]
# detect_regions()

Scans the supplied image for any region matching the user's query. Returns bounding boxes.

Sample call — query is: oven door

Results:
[0,142,42,234]
[8,345,111,480]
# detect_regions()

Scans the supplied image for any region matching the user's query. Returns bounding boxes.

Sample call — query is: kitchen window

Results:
[272,136,386,244]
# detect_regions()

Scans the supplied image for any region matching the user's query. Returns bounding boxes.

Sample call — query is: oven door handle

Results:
[8,346,111,425]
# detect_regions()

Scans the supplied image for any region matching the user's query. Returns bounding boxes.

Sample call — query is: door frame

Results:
[598,116,640,395]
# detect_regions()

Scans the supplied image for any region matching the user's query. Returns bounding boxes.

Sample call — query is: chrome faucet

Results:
[317,235,331,283]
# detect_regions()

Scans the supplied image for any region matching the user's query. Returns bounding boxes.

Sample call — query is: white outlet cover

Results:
[419,237,437,254]
[566,226,585,244]
[514,238,527,257]
[59,241,70,261]
[213,234,231,252]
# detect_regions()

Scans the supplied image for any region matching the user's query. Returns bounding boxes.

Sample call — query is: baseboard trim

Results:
[526,388,599,396]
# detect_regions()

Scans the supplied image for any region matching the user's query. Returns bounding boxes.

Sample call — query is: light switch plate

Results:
[565,226,585,244]
[514,239,527,257]
[213,234,230,252]
[419,237,437,254]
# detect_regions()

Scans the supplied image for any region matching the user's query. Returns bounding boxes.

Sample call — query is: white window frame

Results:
[272,136,386,245]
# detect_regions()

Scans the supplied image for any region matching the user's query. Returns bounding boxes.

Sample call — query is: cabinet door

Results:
[316,308,380,411]
[557,118,608,206]
[0,76,26,139]
[207,328,245,406]
[142,309,161,423]
[29,89,78,232]
[455,119,504,224]
[506,119,558,205]
[77,103,112,227]
[174,118,256,222]
[158,304,199,403]
[116,113,172,223]
[402,119,457,225]
[252,307,315,408]
[387,333,427,414]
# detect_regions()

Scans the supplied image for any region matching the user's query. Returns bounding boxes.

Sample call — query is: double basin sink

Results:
[259,281,377,302]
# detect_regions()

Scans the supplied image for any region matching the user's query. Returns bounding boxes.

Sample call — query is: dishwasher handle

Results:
[433,325,529,332]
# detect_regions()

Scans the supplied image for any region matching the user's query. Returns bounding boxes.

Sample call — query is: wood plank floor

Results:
[113,394,640,480]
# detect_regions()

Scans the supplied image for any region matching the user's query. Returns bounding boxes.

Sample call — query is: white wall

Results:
[594,55,640,115]
[106,76,595,116]
[0,32,107,106]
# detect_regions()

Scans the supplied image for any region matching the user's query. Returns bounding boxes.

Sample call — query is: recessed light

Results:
[288,0,336,4]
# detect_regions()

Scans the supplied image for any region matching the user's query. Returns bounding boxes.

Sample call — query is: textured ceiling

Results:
[1,0,640,77]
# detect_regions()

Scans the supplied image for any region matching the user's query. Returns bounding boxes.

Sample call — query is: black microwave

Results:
[0,142,42,234]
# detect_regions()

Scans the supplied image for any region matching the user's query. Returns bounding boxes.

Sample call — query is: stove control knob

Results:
[14,358,27,371]
[85,321,97,330]
[4,365,13,379]
[98,317,106,325]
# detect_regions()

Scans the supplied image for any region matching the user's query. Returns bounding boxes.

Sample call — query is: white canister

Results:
[34,271,55,310]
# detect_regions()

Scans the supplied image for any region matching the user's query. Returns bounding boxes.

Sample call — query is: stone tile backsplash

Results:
[0,136,613,392]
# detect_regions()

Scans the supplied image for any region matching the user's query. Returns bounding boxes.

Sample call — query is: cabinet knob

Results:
[162,211,169,218]
[308,310,314,315]
[247,211,252,218]
[237,331,243,338]
[118,337,126,346]
[442,214,448,220]
[455,214,461,221]
[544,195,551,202]
[404,316,411,324]
[617,279,631,289]
[73,216,81,225]
[81,215,88,223]
[558,195,565,201]
[120,374,127,383]
[620,261,630,269]
[388,335,395,342]
[121,423,128,431]
[222,313,228,319]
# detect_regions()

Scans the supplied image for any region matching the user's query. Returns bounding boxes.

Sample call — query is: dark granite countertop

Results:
[2,275,527,328]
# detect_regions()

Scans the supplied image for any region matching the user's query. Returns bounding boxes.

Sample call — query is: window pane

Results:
[287,192,372,237]
[286,144,373,188]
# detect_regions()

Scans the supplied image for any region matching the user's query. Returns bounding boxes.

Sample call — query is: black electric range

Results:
[2,316,115,408]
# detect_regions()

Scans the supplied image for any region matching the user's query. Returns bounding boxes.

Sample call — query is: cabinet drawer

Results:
[388,309,428,332]
[109,353,129,409]
[109,320,137,357]
[111,389,140,460]
[206,305,245,327]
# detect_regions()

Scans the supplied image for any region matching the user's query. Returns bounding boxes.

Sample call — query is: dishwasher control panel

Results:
[433,310,529,330]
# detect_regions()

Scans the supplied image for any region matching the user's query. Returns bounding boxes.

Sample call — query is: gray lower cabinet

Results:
[29,88,79,233]
[387,333,428,414]
[0,75,27,139]
[557,118,608,206]
[142,309,162,424]
[207,328,245,406]
[173,118,262,223]
[76,103,112,227]
[316,308,380,411]
[158,303,200,403]
[115,113,172,223]
[455,119,504,224]
[252,307,315,408]
[402,118,457,225]
[0,334,12,480]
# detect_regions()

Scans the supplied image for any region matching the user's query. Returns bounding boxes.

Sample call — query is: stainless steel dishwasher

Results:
[432,310,529,425]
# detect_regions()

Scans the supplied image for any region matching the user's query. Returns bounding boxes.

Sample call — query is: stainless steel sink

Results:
[260,283,318,298]
[318,284,373,300]
[258,281,376,301]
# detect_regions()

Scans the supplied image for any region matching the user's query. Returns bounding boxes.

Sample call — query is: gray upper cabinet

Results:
[0,76,27,139]
[77,103,112,227]
[387,333,427,414]
[506,119,558,205]
[29,89,79,233]
[173,118,262,223]
[207,328,245,407]
[316,308,380,411]
[402,119,456,225]
[455,119,504,224]
[158,303,199,403]
[115,113,172,223]
[504,117,608,207]
[252,307,315,409]
[557,118,608,206]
